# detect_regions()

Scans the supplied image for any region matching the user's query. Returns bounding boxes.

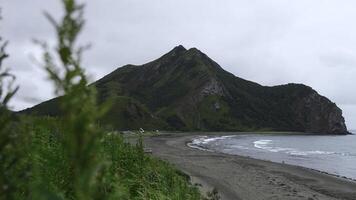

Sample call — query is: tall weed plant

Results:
[0,1,206,199]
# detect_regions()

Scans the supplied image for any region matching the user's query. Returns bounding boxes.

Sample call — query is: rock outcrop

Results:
[293,91,347,134]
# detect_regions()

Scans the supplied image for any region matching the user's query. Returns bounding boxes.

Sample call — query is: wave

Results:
[190,135,235,145]
[229,144,250,150]
[189,136,356,157]
[187,135,236,151]
[253,139,337,156]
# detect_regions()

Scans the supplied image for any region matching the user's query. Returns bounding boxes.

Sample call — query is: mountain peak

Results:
[164,45,206,58]
[157,45,187,62]
[170,45,187,54]
[174,45,186,51]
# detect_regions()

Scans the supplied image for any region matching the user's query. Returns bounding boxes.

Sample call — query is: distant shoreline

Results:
[144,133,356,200]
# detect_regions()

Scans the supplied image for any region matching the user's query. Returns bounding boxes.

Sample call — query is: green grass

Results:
[15,117,201,200]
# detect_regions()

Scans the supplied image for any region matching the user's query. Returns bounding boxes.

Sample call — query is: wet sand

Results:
[144,133,356,200]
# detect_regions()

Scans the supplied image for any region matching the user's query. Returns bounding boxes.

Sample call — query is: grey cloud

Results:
[1,0,356,129]
[320,52,356,69]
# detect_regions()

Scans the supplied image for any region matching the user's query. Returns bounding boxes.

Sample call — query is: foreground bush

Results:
[0,0,202,199]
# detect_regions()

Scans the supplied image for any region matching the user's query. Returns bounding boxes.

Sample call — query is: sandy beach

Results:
[144,133,356,200]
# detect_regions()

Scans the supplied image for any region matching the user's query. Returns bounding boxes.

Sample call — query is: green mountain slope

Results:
[21,45,349,134]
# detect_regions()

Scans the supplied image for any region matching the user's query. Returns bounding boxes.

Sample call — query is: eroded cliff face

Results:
[294,92,348,134]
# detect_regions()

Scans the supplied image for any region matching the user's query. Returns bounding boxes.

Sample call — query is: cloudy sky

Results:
[1,0,356,129]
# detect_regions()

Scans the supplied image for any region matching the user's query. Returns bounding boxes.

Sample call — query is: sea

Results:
[188,130,356,180]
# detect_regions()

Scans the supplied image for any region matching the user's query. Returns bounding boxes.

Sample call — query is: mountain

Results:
[21,45,349,134]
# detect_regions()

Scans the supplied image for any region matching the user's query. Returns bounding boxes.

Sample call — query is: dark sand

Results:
[144,133,356,200]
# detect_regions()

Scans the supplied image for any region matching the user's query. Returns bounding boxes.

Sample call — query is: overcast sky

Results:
[1,0,355,129]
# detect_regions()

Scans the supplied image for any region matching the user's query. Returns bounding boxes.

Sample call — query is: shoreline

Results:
[186,135,356,183]
[144,133,356,200]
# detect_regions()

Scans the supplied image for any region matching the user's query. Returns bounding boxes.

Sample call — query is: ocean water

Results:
[189,131,356,179]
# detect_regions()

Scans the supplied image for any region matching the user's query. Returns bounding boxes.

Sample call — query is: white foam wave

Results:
[253,139,272,149]
[187,142,213,152]
[253,139,336,156]
[230,145,250,150]
[190,135,234,145]
[188,135,236,151]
